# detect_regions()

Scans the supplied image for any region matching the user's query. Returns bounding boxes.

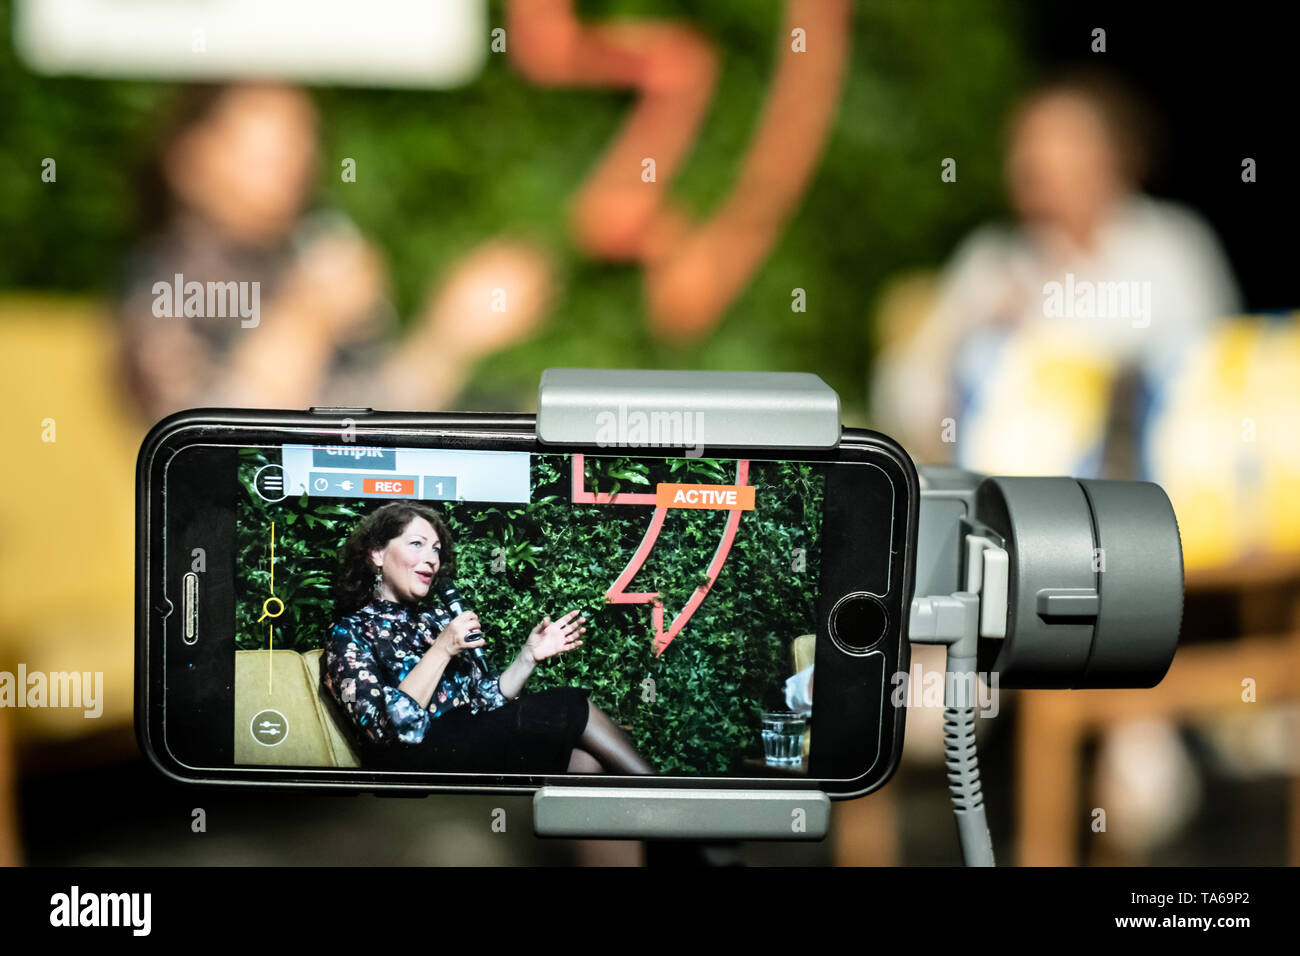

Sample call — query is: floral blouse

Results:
[322,599,508,746]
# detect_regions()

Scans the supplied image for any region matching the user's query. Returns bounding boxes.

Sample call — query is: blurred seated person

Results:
[871,69,1241,475]
[115,82,553,423]
[872,70,1240,860]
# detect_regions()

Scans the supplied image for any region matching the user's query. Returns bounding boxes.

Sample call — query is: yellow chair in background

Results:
[0,296,140,742]
[791,633,814,760]
[0,295,142,864]
[1145,315,1300,568]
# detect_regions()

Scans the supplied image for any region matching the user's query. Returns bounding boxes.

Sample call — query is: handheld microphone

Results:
[435,577,487,666]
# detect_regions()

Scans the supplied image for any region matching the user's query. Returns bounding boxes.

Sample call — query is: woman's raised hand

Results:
[432,611,485,658]
[526,611,587,663]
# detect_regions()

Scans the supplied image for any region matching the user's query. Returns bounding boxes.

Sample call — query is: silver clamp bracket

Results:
[908,531,1009,699]
[964,534,1008,640]
[537,367,841,450]
[534,787,830,841]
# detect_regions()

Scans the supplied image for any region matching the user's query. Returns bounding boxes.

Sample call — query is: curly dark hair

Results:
[335,501,457,614]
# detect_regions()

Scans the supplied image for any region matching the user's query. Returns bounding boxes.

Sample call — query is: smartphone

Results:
[137,407,918,798]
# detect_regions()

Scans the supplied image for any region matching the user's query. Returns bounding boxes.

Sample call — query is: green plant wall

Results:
[235,447,824,773]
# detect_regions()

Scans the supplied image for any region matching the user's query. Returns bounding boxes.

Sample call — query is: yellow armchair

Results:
[0,297,140,741]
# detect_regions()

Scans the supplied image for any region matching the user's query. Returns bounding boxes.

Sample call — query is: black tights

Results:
[568,700,653,774]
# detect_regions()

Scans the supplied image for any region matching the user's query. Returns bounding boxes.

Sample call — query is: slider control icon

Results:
[250,708,289,746]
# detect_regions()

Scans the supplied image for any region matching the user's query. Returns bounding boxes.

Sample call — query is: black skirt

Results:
[360,686,591,774]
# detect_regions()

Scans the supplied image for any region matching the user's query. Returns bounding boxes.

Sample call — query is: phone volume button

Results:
[309,406,373,415]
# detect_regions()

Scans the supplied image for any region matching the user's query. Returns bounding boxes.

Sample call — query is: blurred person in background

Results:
[112,82,655,866]
[115,82,554,423]
[871,68,1241,474]
[872,68,1241,861]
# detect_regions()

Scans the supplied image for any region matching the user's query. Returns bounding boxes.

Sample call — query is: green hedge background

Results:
[0,0,1028,422]
[235,447,825,774]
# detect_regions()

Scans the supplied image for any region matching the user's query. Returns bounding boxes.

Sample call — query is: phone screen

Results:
[149,415,915,793]
[227,443,826,777]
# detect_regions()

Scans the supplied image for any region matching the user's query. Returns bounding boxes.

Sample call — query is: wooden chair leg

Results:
[0,709,21,866]
[1017,694,1081,866]
[832,788,899,865]
[1290,607,1300,866]
[1290,768,1300,867]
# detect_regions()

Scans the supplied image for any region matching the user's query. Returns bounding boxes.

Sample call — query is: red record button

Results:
[364,478,414,495]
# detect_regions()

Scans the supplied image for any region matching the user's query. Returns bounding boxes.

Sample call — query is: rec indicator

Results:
[364,477,414,495]
[309,472,417,498]
[283,445,526,503]
[306,473,459,499]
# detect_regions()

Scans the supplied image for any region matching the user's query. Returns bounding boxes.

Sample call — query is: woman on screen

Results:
[322,501,653,774]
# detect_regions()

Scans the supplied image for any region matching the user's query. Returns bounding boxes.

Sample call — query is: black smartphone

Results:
[137,407,918,797]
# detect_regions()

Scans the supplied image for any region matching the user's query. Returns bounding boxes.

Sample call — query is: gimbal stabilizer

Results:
[530,369,1183,865]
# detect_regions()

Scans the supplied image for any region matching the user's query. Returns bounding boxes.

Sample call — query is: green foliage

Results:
[234,448,824,774]
[0,0,1028,421]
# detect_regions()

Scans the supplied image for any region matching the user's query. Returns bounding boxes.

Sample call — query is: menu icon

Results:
[253,464,288,502]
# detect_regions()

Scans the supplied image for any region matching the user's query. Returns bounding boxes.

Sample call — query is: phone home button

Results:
[828,592,889,655]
